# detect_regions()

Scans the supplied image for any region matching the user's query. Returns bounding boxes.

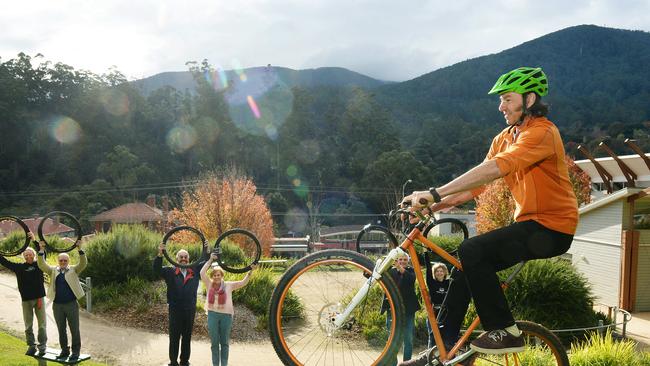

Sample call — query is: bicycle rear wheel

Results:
[355,224,400,255]
[269,249,404,366]
[0,215,30,257]
[465,320,569,366]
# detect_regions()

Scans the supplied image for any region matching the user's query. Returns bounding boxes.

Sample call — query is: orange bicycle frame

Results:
[398,220,481,363]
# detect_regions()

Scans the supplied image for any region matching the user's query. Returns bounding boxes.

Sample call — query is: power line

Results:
[1,180,404,198]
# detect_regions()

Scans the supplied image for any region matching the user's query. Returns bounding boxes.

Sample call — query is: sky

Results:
[1,0,649,82]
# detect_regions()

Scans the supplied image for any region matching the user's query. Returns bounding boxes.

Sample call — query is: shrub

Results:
[504,259,602,343]
[91,277,166,313]
[83,224,163,286]
[0,230,27,254]
[570,331,642,366]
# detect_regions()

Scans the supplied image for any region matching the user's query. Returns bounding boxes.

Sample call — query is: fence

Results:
[79,276,92,313]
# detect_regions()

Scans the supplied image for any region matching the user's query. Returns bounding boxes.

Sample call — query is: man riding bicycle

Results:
[401,66,578,364]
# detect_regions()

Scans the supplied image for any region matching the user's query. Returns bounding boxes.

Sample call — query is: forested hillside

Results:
[1,25,649,232]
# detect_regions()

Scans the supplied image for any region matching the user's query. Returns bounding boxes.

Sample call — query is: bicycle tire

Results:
[161,225,208,269]
[213,228,261,273]
[465,320,569,366]
[355,224,400,254]
[422,218,469,240]
[269,249,404,366]
[0,215,30,257]
[37,211,82,253]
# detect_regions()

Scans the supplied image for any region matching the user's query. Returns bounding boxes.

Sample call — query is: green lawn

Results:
[0,330,109,366]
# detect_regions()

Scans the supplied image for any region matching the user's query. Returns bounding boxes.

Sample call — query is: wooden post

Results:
[620,230,640,311]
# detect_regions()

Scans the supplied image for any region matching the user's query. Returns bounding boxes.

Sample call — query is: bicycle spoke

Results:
[270,251,403,366]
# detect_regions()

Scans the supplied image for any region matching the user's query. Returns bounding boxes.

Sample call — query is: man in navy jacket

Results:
[154,245,206,366]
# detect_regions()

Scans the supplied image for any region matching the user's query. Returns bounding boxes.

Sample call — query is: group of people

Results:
[0,232,87,361]
[2,65,577,366]
[153,245,256,366]
[1,232,254,366]
[382,251,450,366]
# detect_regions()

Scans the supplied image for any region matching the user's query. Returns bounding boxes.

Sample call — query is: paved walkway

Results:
[626,311,650,349]
[0,272,283,365]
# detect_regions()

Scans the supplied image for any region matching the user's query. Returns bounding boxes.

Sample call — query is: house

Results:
[570,142,650,312]
[0,216,75,239]
[89,195,169,233]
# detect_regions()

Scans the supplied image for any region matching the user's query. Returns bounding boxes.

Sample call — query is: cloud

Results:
[1,0,649,81]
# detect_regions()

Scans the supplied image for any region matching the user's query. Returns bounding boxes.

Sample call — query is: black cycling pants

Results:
[440,220,573,345]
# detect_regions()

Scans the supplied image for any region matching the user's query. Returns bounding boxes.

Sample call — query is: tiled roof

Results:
[90,203,163,223]
[0,217,74,236]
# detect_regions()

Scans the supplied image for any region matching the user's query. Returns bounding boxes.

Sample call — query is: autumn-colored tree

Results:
[565,156,592,207]
[170,169,275,256]
[474,156,591,234]
[475,179,516,235]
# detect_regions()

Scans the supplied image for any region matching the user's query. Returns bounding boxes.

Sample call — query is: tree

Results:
[170,168,274,256]
[474,156,591,234]
[566,156,592,207]
[474,179,516,235]
[96,145,155,187]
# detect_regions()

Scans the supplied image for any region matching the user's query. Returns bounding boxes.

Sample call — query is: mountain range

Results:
[136,24,650,150]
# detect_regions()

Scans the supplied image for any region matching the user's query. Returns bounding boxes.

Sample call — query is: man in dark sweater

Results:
[154,245,206,366]
[0,234,47,356]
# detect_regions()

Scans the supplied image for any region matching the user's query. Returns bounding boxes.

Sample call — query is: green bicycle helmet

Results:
[488,67,548,96]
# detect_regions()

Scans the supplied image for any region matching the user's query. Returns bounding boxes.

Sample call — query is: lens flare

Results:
[286,165,298,177]
[293,180,309,198]
[166,125,197,153]
[297,140,321,164]
[224,66,293,138]
[284,208,308,234]
[231,59,247,82]
[100,89,129,116]
[247,95,261,119]
[195,116,220,143]
[265,125,278,140]
[216,66,229,89]
[49,116,81,144]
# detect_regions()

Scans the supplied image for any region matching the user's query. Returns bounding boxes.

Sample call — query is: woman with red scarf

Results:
[200,252,256,366]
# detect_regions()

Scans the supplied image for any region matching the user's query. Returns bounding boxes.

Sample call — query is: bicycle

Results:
[269,208,569,366]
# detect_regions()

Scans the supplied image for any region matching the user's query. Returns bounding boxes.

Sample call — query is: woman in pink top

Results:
[200,253,256,366]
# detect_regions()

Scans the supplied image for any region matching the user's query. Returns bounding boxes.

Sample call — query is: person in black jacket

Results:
[0,233,47,356]
[381,252,420,366]
[424,252,450,348]
[154,244,206,366]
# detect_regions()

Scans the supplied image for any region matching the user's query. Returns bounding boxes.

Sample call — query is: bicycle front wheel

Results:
[466,320,569,366]
[269,249,404,366]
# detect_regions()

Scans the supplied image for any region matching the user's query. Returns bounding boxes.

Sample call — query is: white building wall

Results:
[569,201,623,307]
[635,230,650,311]
[431,213,477,238]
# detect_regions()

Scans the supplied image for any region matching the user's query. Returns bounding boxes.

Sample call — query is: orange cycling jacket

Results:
[473,116,578,235]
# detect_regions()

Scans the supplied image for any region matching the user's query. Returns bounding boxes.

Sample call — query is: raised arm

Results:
[153,242,164,277]
[230,264,257,291]
[425,251,434,296]
[0,255,18,272]
[72,240,87,273]
[36,240,55,273]
[201,253,217,284]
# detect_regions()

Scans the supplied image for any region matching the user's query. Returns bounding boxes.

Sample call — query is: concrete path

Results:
[0,272,284,366]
